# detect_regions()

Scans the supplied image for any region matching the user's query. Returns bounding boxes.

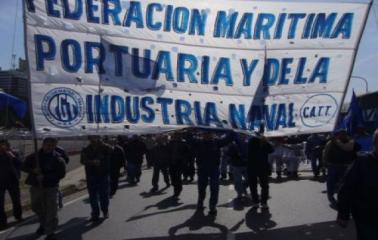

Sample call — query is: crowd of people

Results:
[0,127,377,240]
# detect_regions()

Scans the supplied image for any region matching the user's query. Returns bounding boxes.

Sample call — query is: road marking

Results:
[0,229,11,235]
[64,194,89,207]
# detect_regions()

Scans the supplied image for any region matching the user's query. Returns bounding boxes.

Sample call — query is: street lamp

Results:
[351,75,369,93]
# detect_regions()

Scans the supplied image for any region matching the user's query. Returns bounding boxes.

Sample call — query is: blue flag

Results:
[338,91,365,135]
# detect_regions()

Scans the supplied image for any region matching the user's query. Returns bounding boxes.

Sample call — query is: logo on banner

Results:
[300,94,338,128]
[42,88,84,128]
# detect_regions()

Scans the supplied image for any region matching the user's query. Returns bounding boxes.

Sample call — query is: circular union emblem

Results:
[41,88,84,128]
[300,94,339,128]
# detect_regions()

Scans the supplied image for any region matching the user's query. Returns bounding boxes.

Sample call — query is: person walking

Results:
[323,129,360,208]
[22,138,66,240]
[150,135,170,192]
[0,140,23,230]
[143,135,155,169]
[306,134,326,178]
[182,142,195,183]
[81,136,112,221]
[247,135,274,209]
[192,130,232,216]
[337,129,378,240]
[124,135,147,185]
[219,146,230,181]
[109,138,126,197]
[284,139,303,179]
[268,137,286,179]
[117,136,129,181]
[167,133,190,199]
[228,134,249,200]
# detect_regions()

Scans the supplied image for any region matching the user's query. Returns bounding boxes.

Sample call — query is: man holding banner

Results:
[22,138,66,240]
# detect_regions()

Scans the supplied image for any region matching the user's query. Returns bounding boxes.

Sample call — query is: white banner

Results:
[24,0,371,136]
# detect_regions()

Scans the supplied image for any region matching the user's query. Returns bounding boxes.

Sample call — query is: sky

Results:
[0,0,377,103]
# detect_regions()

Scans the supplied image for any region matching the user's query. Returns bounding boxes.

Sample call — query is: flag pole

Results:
[22,0,39,168]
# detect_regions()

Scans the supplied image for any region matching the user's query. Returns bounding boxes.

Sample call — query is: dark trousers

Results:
[146,151,153,168]
[0,183,22,225]
[248,170,269,204]
[183,161,195,180]
[327,165,348,204]
[197,168,220,209]
[310,156,323,177]
[169,165,183,197]
[231,166,248,196]
[110,170,120,196]
[86,176,110,218]
[127,163,142,183]
[152,165,170,188]
[354,216,378,240]
[30,187,58,235]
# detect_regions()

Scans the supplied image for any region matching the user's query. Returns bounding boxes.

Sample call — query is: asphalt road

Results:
[66,154,81,172]
[1,168,356,240]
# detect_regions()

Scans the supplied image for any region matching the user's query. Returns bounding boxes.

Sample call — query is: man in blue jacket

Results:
[22,138,66,240]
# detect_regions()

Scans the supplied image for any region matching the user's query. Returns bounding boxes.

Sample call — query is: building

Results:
[0,59,28,100]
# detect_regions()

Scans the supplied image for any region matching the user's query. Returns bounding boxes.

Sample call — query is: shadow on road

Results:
[55,217,104,240]
[168,210,228,237]
[117,183,140,190]
[140,186,170,199]
[122,220,354,240]
[3,232,35,240]
[126,204,197,222]
[218,197,253,211]
[143,196,184,211]
[6,217,104,240]
[245,208,276,232]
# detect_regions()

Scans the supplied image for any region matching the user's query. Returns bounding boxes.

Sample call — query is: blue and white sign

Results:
[24,0,371,136]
